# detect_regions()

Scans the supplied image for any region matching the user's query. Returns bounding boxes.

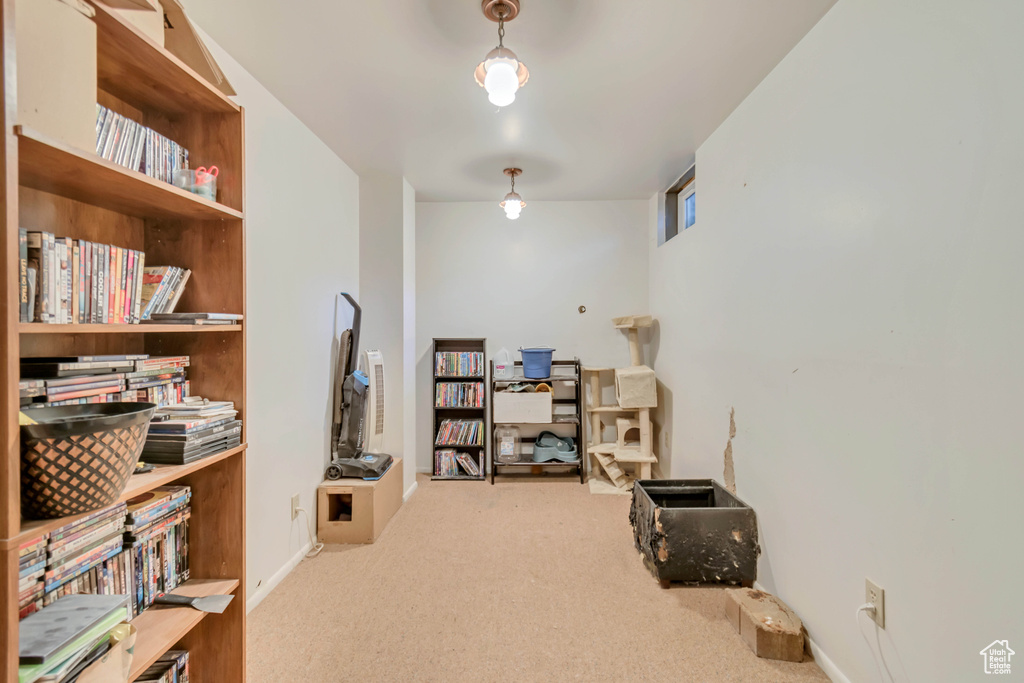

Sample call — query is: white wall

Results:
[402,180,417,494]
[359,171,407,471]
[415,200,649,473]
[357,172,418,496]
[648,1,1024,680]
[200,32,360,608]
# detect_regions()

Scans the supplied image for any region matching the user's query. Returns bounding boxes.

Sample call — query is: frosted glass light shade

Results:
[485,61,519,107]
[501,191,524,219]
[475,46,528,108]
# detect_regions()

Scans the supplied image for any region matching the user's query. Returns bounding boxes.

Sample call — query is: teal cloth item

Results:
[532,431,578,463]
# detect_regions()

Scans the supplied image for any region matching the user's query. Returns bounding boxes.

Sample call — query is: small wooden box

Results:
[317,457,403,544]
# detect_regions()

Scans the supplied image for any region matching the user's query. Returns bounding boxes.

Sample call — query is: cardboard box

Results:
[493,391,552,423]
[317,457,403,544]
[113,0,165,47]
[16,0,97,153]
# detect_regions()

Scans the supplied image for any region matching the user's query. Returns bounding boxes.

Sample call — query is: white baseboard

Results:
[246,542,311,614]
[806,634,851,683]
[752,581,850,683]
[403,480,419,502]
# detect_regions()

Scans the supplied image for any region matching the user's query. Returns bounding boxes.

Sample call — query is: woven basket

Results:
[20,403,156,520]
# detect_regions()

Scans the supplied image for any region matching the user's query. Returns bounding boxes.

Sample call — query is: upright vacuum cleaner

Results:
[324,293,394,480]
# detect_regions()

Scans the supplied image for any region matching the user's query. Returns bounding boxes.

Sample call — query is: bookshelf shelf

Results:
[20,323,243,335]
[2,3,247,678]
[9,444,247,548]
[92,2,239,116]
[17,126,244,221]
[128,578,240,682]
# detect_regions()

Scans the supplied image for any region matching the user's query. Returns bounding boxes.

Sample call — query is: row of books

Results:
[139,651,191,683]
[434,419,484,446]
[435,352,484,377]
[19,484,192,622]
[19,230,147,324]
[435,382,485,408]
[144,399,242,465]
[434,449,482,478]
[19,355,190,409]
[96,104,190,184]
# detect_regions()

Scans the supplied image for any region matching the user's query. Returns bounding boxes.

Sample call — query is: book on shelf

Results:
[141,399,242,464]
[140,266,192,320]
[435,382,485,408]
[19,230,148,325]
[434,419,484,446]
[434,449,482,478]
[143,311,241,326]
[434,351,484,377]
[96,104,190,184]
[20,355,192,409]
[18,594,130,674]
[137,650,191,683]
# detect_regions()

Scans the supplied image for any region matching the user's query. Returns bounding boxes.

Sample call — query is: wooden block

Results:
[723,588,804,662]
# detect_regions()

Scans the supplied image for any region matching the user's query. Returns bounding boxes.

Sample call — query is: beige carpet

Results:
[247,474,828,682]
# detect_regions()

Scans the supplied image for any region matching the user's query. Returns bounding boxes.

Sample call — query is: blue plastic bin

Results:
[520,347,555,379]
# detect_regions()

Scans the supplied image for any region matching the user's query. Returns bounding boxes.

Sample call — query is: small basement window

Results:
[662,165,696,243]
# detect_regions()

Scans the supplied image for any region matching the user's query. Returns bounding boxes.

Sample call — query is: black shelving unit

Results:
[432,338,487,481]
[490,358,585,484]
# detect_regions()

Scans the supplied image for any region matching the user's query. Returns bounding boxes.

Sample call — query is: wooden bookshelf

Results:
[431,338,487,481]
[0,0,247,680]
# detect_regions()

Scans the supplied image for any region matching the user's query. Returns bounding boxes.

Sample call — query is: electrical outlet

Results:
[865,578,885,628]
[290,493,300,520]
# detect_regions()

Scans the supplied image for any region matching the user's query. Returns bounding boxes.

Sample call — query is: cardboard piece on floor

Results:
[160,0,237,96]
[724,588,805,662]
[317,457,403,544]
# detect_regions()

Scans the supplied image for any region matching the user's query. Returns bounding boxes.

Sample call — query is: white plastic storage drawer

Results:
[493,392,552,423]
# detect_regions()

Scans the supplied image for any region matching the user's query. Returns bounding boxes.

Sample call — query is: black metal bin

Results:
[630,479,759,586]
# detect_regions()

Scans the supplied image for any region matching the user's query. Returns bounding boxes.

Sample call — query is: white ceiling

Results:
[183,0,835,201]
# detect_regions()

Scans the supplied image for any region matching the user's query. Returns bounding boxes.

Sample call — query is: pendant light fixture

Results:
[500,168,525,220]
[474,0,529,107]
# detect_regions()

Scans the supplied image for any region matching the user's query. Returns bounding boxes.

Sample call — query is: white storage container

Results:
[493,391,552,424]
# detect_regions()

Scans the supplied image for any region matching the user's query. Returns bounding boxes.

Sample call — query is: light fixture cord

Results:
[510,173,515,193]
[497,14,505,47]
